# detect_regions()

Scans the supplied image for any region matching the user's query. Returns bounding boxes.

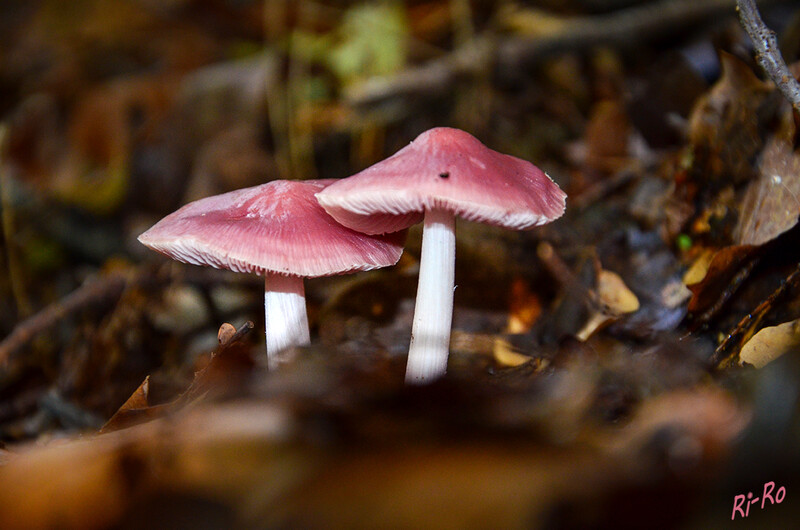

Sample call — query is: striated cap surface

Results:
[316,127,566,234]
[138,179,406,277]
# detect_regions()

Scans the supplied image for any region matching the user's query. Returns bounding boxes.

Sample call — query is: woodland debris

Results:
[711,262,800,369]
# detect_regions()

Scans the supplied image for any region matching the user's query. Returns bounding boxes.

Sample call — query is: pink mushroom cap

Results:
[315,127,567,234]
[138,179,406,277]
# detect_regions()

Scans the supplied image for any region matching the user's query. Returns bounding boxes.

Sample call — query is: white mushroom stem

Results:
[406,208,456,384]
[264,273,310,370]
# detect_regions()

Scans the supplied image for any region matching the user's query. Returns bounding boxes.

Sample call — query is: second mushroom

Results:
[139,179,406,369]
[316,127,566,383]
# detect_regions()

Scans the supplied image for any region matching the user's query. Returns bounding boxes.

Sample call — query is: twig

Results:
[0,273,128,366]
[570,167,639,211]
[347,0,785,109]
[498,0,750,64]
[710,261,800,369]
[690,253,761,329]
[537,242,597,308]
[345,36,492,108]
[737,0,800,115]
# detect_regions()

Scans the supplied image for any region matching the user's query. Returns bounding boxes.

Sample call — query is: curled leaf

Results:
[99,376,161,434]
[740,319,800,368]
[577,267,639,341]
[596,269,640,314]
[492,337,532,367]
[683,249,715,286]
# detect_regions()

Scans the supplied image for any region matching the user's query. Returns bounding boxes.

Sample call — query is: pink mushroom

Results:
[138,179,406,369]
[316,127,566,383]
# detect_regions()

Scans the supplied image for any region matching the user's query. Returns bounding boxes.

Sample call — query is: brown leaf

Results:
[99,376,163,434]
[686,245,758,317]
[584,99,631,172]
[577,267,639,341]
[178,324,256,405]
[735,137,800,246]
[687,52,773,187]
[99,322,255,434]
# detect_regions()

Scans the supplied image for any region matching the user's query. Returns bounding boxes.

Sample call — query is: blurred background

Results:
[1,0,800,528]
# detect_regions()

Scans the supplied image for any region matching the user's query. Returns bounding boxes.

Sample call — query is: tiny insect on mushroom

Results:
[138,179,406,369]
[316,127,566,383]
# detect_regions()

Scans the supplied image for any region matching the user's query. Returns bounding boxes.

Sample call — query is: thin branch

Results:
[737,0,800,115]
[536,241,598,309]
[0,273,128,366]
[498,0,749,65]
[710,262,800,369]
[347,0,785,109]
[345,37,492,109]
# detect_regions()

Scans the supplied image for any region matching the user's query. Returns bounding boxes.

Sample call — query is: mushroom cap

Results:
[138,179,406,277]
[315,127,567,234]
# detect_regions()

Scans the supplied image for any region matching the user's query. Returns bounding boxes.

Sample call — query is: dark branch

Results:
[0,273,129,366]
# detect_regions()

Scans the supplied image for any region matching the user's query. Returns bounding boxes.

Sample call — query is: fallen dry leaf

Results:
[686,245,758,316]
[99,376,161,434]
[683,248,716,286]
[596,268,640,314]
[584,99,631,172]
[735,137,800,246]
[687,52,772,187]
[492,337,533,367]
[740,319,800,369]
[577,267,639,341]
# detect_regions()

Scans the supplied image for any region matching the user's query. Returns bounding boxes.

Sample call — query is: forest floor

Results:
[0,1,799,528]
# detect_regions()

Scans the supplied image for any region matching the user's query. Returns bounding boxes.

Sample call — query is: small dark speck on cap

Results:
[439,172,450,179]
